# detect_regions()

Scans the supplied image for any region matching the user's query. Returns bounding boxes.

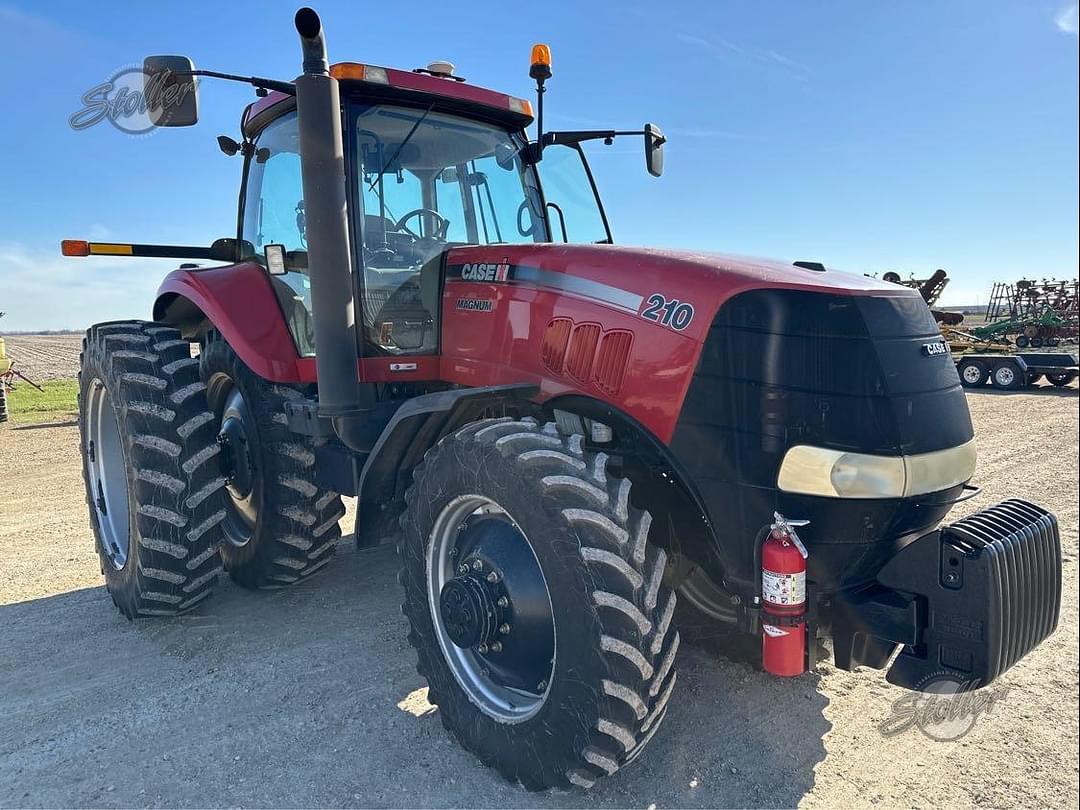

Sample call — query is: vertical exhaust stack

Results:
[293,7,374,442]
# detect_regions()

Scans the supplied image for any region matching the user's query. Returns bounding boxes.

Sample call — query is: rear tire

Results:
[957,359,988,388]
[199,336,345,588]
[78,321,227,618]
[398,418,679,790]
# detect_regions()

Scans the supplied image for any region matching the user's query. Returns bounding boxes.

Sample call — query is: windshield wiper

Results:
[366,102,435,194]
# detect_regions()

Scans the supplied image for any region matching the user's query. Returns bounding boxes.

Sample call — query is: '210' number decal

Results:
[639,294,695,331]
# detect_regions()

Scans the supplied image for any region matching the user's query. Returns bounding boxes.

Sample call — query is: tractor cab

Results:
[237,60,654,361]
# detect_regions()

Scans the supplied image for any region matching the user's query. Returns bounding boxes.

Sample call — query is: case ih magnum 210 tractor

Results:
[64,8,1061,791]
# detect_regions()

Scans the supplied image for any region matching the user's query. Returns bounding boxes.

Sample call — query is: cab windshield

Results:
[352,103,547,269]
[242,102,609,357]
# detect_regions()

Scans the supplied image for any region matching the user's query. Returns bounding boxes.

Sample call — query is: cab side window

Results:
[537,144,610,244]
[241,112,316,356]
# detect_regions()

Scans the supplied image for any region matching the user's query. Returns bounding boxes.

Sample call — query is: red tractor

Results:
[64,8,1062,790]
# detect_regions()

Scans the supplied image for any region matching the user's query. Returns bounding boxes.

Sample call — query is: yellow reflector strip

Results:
[89,243,134,256]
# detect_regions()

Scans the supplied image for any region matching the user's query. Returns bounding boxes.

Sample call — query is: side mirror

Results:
[644,123,665,177]
[494,142,518,170]
[143,55,200,127]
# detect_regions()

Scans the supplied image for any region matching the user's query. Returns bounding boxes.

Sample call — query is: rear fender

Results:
[154,263,303,382]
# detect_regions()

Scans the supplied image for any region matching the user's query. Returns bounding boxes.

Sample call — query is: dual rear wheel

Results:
[79,323,344,616]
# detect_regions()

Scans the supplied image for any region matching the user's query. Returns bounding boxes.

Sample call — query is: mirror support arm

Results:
[180,69,296,97]
[543,129,666,147]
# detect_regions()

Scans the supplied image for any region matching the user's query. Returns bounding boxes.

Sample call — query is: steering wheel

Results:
[395,208,449,240]
[516,200,537,237]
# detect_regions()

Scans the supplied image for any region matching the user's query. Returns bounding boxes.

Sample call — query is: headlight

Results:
[777,440,977,499]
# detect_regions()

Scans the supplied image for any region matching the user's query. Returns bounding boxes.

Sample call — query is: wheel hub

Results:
[427,497,556,722]
[205,373,260,547]
[439,572,503,650]
[218,415,254,499]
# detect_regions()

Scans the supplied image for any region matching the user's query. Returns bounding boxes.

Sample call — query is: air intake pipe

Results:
[293,7,375,448]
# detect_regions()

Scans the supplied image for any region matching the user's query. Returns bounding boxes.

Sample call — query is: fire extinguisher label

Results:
[762,569,805,605]
[762,624,789,638]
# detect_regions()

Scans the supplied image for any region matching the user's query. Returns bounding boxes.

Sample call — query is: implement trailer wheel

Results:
[78,321,228,618]
[957,359,988,388]
[199,335,345,588]
[398,418,679,790]
[1047,371,1078,388]
[991,360,1023,391]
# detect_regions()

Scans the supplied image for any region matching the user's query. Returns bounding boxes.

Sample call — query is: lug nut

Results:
[486,571,500,584]
[536,680,547,691]
[472,559,484,572]
[477,643,489,653]
[496,596,509,608]
[498,623,511,635]
[490,641,503,653]
[458,564,469,575]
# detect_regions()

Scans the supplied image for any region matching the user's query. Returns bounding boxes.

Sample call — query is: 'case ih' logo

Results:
[459,262,510,282]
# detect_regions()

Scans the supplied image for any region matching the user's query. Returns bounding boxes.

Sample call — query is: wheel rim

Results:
[962,364,982,384]
[86,379,130,569]
[206,373,260,547]
[426,494,555,723]
[995,366,1015,386]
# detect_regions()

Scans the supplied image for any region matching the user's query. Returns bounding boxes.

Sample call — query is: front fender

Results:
[154,263,304,382]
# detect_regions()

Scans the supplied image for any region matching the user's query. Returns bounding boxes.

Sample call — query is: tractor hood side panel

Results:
[437,243,922,442]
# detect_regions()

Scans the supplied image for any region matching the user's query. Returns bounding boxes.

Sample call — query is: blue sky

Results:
[0,0,1076,330]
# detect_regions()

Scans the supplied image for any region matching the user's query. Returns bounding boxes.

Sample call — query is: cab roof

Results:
[242,63,534,137]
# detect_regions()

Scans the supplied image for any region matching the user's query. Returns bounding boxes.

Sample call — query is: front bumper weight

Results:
[833,499,1062,690]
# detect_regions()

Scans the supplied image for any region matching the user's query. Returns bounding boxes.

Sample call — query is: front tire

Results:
[398,418,679,790]
[199,336,345,588]
[78,321,228,618]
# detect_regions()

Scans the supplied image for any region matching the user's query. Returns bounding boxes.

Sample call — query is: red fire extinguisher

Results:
[761,512,809,677]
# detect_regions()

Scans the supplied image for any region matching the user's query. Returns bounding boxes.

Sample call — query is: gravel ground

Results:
[0,386,1076,808]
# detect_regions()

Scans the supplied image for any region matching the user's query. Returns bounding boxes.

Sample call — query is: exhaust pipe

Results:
[293,7,375,446]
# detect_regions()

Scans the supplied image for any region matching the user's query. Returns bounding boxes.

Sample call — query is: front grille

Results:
[944,499,1062,679]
